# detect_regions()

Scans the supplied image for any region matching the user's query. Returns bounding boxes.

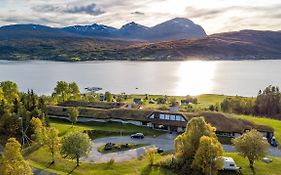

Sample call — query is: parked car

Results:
[157,148,164,154]
[262,157,273,163]
[130,133,144,139]
[104,142,115,151]
[269,136,278,147]
[222,157,240,171]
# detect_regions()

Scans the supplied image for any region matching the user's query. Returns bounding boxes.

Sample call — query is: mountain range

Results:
[0,18,207,41]
[0,17,281,61]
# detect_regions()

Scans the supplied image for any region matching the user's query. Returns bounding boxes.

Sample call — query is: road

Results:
[82,134,281,163]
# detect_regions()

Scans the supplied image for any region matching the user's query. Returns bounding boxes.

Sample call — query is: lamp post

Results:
[18,117,25,149]
[18,116,32,149]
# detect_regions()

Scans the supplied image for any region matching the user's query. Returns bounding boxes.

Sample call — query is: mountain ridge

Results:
[0,18,281,61]
[0,18,207,41]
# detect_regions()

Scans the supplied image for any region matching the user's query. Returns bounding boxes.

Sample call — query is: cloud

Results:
[185,4,281,20]
[33,3,105,16]
[1,0,281,34]
[64,3,105,15]
[131,11,145,15]
[183,4,281,33]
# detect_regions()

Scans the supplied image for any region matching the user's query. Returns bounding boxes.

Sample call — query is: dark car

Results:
[130,133,144,139]
[270,137,278,147]
[104,142,115,151]
[157,148,164,154]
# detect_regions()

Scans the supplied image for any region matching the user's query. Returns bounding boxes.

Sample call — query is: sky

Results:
[0,0,281,34]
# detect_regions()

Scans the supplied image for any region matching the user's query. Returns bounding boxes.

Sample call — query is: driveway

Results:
[82,133,177,163]
[82,134,281,163]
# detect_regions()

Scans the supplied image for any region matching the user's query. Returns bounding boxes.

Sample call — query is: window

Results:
[170,115,175,121]
[181,116,185,121]
[150,114,154,119]
[160,114,165,119]
[176,115,181,121]
[165,114,170,120]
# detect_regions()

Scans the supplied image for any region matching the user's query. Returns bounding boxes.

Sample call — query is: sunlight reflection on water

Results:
[175,61,218,96]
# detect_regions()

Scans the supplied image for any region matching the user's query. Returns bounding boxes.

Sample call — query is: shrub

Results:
[155,154,176,169]
[145,148,157,166]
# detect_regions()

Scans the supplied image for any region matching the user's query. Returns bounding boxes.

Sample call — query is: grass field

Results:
[49,118,164,138]
[27,145,281,175]
[197,94,229,105]
[128,94,229,104]
[27,146,176,175]
[224,153,281,175]
[231,114,281,148]
[120,94,230,112]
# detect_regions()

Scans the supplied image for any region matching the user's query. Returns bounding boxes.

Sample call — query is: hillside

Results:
[126,30,281,60]
[0,29,281,61]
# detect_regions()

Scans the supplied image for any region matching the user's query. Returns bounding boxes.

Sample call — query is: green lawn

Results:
[196,94,229,105]
[231,114,281,147]
[49,118,164,138]
[27,146,176,175]
[27,146,281,175]
[224,153,281,175]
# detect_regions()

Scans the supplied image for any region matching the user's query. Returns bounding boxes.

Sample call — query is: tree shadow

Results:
[250,167,256,175]
[141,165,173,175]
[141,166,153,175]
[47,161,55,168]
[67,165,78,175]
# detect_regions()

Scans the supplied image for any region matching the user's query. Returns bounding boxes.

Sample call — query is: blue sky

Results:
[0,0,281,34]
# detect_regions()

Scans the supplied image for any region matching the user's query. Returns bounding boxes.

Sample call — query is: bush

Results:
[155,155,176,169]
[145,148,157,166]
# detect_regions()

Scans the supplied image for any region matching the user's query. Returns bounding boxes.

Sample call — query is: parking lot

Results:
[82,134,281,163]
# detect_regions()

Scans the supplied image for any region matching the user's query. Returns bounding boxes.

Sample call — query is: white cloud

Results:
[0,0,280,34]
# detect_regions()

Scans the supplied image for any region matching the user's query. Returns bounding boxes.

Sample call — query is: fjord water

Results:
[0,60,280,96]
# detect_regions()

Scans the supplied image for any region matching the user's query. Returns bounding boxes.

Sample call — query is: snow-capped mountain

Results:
[0,18,207,41]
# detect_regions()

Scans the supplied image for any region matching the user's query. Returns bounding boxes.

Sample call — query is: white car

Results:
[222,157,240,171]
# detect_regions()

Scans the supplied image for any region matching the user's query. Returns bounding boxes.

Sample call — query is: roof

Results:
[59,101,125,109]
[133,98,142,103]
[47,106,273,133]
[223,157,235,162]
[183,112,274,133]
[47,105,152,121]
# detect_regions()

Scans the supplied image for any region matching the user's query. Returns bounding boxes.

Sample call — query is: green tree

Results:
[233,129,269,168]
[45,127,60,164]
[69,82,80,101]
[68,107,79,128]
[169,97,177,106]
[0,138,32,175]
[175,117,216,160]
[105,91,113,102]
[60,132,92,167]
[192,136,224,175]
[52,81,70,102]
[174,117,217,171]
[256,85,281,116]
[31,117,45,145]
[0,81,20,104]
[145,148,157,166]
[0,87,4,102]
[52,81,81,103]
